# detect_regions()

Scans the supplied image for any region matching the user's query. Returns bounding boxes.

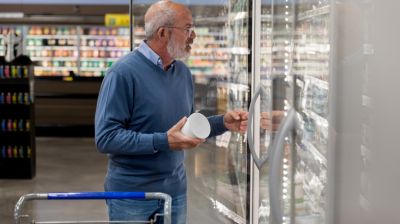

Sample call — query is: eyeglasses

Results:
[165,26,195,36]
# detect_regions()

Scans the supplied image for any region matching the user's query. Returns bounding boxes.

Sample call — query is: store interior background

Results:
[0,0,249,223]
[2,0,400,224]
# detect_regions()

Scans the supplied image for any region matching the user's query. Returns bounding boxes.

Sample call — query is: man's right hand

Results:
[167,117,205,150]
[261,110,285,131]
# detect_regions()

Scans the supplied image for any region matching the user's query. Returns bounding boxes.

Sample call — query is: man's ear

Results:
[157,27,167,38]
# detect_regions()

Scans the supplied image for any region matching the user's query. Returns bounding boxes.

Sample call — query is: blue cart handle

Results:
[47,192,145,200]
[14,192,172,224]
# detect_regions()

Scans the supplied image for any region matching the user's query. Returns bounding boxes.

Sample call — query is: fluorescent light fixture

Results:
[0,12,24,18]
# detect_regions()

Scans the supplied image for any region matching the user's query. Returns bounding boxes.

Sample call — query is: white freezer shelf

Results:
[299,140,327,167]
[298,5,330,21]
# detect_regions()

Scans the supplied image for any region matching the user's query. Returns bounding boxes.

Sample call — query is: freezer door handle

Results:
[269,108,298,224]
[247,84,269,169]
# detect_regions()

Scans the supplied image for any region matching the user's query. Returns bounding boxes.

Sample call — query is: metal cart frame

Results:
[14,192,172,224]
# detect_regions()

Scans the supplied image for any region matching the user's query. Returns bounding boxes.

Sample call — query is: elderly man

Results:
[95,1,248,223]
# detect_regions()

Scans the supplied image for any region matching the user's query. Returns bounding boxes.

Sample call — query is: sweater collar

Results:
[138,40,175,71]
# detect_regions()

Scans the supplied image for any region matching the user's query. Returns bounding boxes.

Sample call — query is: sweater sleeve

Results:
[207,115,228,137]
[95,70,169,155]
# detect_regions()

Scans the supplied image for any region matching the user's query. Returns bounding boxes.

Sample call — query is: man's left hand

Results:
[223,111,248,133]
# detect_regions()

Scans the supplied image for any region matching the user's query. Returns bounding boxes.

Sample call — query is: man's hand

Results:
[261,111,285,131]
[223,111,248,133]
[167,117,205,150]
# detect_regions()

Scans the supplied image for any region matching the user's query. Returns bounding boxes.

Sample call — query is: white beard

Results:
[167,35,190,60]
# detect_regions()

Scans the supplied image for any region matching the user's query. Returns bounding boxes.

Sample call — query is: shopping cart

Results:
[14,192,172,224]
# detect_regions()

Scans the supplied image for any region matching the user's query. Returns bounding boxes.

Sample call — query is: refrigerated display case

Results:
[293,1,330,223]
[252,0,331,223]
[3,0,396,222]
[114,0,250,222]
[182,0,251,223]
[207,0,398,223]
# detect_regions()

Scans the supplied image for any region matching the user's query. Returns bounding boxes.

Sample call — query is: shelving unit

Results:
[0,57,35,179]
[79,26,130,77]
[187,27,229,81]
[2,25,229,79]
[4,25,131,77]
[292,1,331,222]
[26,26,79,77]
[0,24,231,136]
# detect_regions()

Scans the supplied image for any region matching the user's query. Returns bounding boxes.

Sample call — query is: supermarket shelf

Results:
[306,75,329,90]
[299,140,327,167]
[192,48,230,53]
[80,46,129,51]
[304,109,328,128]
[298,6,330,21]
[35,66,77,71]
[27,35,77,39]
[0,79,29,85]
[3,25,230,78]
[190,56,228,60]
[80,67,107,71]
[197,32,227,37]
[230,11,248,21]
[31,57,77,61]
[80,35,129,39]
[192,72,220,76]
[219,82,248,91]
[80,57,119,61]
[26,46,77,50]
[230,47,250,55]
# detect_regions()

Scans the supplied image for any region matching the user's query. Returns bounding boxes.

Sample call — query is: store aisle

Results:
[0,137,233,223]
[0,137,108,223]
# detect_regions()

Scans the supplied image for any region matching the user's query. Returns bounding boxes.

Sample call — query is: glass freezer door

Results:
[252,0,331,223]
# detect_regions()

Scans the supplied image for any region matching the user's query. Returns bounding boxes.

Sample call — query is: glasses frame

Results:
[164,26,195,36]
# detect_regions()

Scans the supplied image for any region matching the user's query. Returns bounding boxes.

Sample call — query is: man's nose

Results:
[189,30,196,39]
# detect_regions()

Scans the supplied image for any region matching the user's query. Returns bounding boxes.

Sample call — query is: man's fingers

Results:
[173,116,187,130]
[239,111,248,119]
[230,111,240,120]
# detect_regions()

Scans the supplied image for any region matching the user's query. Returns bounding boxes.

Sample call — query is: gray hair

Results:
[144,6,175,40]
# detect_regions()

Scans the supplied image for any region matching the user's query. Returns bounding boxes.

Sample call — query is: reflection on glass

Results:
[181,0,249,223]
[257,0,331,223]
[293,0,330,223]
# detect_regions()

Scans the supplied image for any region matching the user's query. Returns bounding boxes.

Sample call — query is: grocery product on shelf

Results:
[0,61,36,179]
[26,26,79,77]
[79,26,130,77]
[26,25,131,77]
[1,25,230,78]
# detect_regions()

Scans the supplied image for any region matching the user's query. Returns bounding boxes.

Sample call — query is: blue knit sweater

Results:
[95,50,227,197]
